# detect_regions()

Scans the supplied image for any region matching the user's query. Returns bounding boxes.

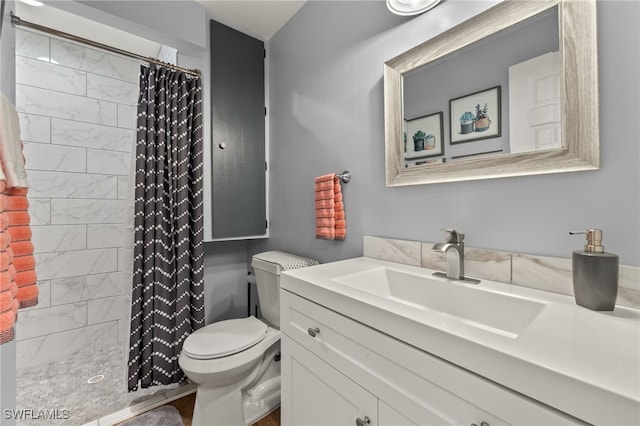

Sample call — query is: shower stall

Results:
[14,20,191,426]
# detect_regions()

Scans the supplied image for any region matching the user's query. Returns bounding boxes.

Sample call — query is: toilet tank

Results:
[251,251,319,328]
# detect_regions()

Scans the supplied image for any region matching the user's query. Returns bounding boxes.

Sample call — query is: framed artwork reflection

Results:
[449,86,501,144]
[404,111,444,162]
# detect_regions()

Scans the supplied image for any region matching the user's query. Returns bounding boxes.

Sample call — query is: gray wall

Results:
[1,1,17,423]
[50,0,207,52]
[250,0,640,267]
[203,241,249,324]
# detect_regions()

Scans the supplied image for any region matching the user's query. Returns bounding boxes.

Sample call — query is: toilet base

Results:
[243,359,281,425]
[191,341,281,426]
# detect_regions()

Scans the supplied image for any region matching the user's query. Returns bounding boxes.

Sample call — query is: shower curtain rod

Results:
[11,13,201,77]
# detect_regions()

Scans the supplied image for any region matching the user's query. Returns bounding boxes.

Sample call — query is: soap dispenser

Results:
[569,229,619,311]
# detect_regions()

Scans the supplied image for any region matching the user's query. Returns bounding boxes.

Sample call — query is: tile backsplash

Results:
[363,235,640,309]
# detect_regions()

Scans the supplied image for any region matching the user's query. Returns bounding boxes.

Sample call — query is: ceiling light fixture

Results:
[386,0,442,16]
[18,0,44,7]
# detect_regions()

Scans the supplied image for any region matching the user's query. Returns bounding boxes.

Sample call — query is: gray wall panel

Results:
[250,0,640,267]
[211,20,266,239]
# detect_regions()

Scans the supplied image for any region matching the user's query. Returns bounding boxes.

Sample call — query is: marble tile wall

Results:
[14,29,139,368]
[363,235,640,310]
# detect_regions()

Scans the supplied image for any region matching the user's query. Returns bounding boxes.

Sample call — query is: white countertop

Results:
[281,257,640,425]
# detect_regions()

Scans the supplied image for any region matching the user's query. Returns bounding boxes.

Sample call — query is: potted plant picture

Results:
[404,112,444,162]
[449,86,501,144]
[424,133,436,150]
[459,111,475,134]
[474,103,491,132]
[413,130,426,151]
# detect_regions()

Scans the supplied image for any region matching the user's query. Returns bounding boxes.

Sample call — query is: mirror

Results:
[384,0,599,186]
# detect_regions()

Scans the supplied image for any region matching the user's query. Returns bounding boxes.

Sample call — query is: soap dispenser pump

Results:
[569,229,619,311]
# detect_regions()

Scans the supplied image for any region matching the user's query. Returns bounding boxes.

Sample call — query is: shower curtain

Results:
[127,64,205,391]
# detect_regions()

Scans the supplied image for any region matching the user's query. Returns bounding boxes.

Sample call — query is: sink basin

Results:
[331,268,544,338]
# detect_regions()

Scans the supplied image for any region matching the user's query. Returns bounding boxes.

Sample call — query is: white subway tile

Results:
[156,46,178,64]
[117,319,125,344]
[14,29,142,364]
[87,73,138,106]
[35,248,118,280]
[16,56,87,96]
[120,271,132,294]
[87,224,124,249]
[122,222,135,249]
[87,149,130,176]
[28,198,51,225]
[51,199,124,224]
[420,242,446,271]
[16,302,87,340]
[512,254,573,296]
[117,104,137,129]
[39,280,52,310]
[87,296,127,325]
[363,235,421,266]
[465,248,512,283]
[51,118,134,152]
[421,243,512,283]
[16,322,118,369]
[16,85,117,126]
[617,265,640,309]
[118,247,134,273]
[20,281,51,312]
[117,176,130,200]
[50,39,140,83]
[16,30,49,61]
[31,224,87,254]
[18,113,50,143]
[23,142,86,173]
[28,170,117,199]
[51,272,127,305]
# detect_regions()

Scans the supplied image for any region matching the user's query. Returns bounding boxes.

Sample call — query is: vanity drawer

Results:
[281,289,584,425]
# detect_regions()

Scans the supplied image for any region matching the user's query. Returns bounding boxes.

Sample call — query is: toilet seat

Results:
[182,316,268,360]
[179,327,281,379]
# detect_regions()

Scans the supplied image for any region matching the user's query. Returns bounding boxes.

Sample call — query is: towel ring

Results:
[336,171,351,184]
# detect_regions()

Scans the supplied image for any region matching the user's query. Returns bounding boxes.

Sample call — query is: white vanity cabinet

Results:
[282,336,377,426]
[280,289,584,426]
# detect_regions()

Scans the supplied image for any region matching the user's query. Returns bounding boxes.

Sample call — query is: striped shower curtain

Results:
[127,65,205,391]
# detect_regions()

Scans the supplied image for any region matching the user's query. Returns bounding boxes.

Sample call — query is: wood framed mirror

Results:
[384,0,599,186]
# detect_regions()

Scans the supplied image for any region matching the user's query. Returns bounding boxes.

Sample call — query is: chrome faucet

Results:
[432,229,480,284]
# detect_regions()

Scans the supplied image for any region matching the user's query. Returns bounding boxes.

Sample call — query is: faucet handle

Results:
[441,229,464,243]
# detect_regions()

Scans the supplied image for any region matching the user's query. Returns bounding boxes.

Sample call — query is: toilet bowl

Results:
[178,251,318,426]
[179,316,281,426]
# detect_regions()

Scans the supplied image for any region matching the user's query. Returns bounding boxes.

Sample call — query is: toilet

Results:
[178,251,318,426]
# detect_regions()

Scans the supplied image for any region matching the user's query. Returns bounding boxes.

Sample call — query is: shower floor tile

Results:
[16,345,181,425]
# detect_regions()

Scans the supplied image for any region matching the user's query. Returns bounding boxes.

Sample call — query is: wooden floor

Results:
[164,393,280,426]
[253,408,280,426]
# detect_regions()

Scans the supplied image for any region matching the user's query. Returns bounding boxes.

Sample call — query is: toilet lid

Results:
[182,316,268,360]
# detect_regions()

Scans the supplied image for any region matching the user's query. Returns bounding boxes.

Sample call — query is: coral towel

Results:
[0,94,38,345]
[0,181,18,344]
[315,173,346,241]
[0,94,28,188]
[5,187,37,308]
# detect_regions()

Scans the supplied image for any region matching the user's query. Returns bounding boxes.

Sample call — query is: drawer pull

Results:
[356,416,370,426]
[471,423,490,426]
[307,327,320,338]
